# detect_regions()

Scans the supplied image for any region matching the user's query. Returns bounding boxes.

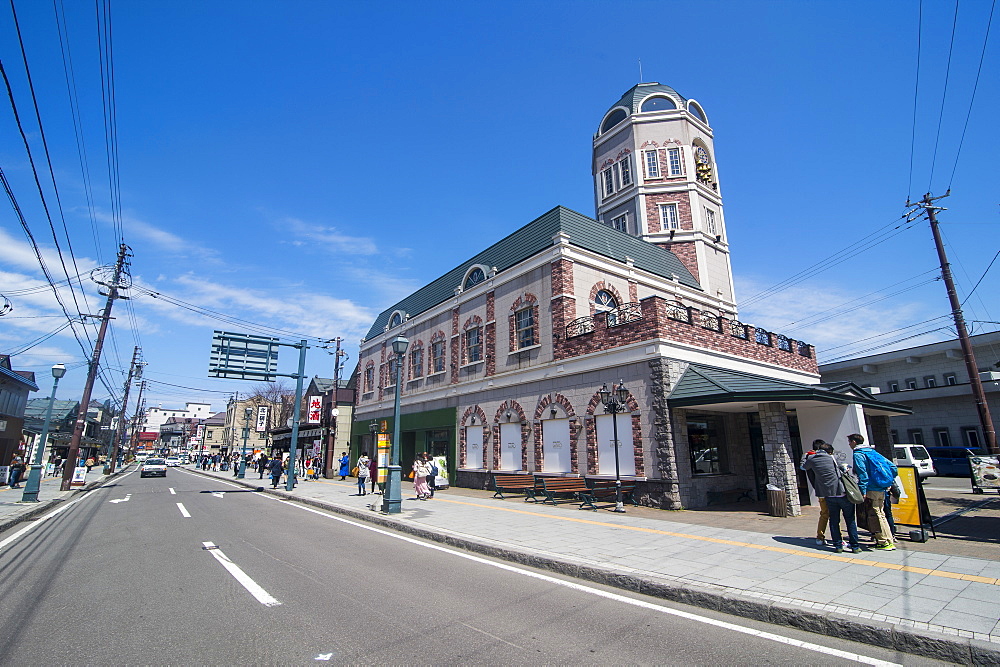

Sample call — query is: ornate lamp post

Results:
[238,406,252,478]
[382,335,408,514]
[22,364,67,502]
[599,380,630,513]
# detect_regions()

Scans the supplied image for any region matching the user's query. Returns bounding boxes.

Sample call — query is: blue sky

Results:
[1,0,997,413]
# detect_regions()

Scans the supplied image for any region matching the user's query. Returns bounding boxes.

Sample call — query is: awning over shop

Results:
[668,363,912,416]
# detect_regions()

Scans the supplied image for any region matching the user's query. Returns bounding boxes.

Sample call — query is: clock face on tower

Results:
[694,146,710,165]
[694,146,713,184]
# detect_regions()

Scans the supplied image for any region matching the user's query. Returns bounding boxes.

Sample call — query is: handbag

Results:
[839,469,865,504]
[351,466,359,477]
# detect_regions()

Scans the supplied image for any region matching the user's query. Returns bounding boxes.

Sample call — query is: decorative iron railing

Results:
[754,329,772,346]
[565,316,595,338]
[608,302,642,327]
[797,340,812,357]
[700,312,721,332]
[666,302,689,323]
[730,321,749,339]
[776,334,791,352]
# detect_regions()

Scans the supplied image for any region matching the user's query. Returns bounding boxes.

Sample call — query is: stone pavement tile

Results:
[876,595,950,623]
[943,597,999,618]
[930,609,997,635]
[913,574,972,593]
[668,548,739,564]
[976,562,1000,579]
[830,590,897,612]
[903,582,966,602]
[959,581,1000,603]
[747,578,808,595]
[780,568,826,583]
[937,556,992,576]
[869,569,930,588]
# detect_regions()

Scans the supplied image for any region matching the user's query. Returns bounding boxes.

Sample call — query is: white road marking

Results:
[278,502,900,667]
[169,488,176,495]
[315,653,333,661]
[0,490,96,554]
[211,492,225,498]
[176,468,245,489]
[176,503,191,517]
[202,541,281,607]
[108,494,132,504]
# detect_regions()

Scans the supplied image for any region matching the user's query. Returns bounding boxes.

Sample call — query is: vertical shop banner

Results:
[377,434,390,484]
[255,406,269,432]
[307,396,322,424]
[0,466,8,486]
[892,466,921,527]
[431,455,449,488]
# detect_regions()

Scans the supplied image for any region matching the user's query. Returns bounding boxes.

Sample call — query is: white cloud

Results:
[279,217,379,256]
[92,210,221,263]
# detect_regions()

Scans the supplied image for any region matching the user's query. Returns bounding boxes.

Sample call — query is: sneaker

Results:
[814,538,825,546]
[874,544,896,551]
[851,547,863,554]
[835,547,844,553]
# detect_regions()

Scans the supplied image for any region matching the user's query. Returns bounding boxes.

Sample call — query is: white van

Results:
[894,444,936,478]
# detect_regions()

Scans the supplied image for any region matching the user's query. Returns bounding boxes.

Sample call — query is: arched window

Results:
[640,96,677,112]
[688,101,707,123]
[595,289,619,326]
[389,312,403,328]
[600,108,627,134]
[464,267,486,289]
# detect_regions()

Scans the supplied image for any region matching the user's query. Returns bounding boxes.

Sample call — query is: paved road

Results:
[0,468,948,665]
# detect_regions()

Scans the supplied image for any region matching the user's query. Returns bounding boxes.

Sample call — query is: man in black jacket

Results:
[802,441,862,553]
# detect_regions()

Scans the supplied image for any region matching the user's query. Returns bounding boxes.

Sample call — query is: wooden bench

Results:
[706,488,755,506]
[491,473,537,500]
[536,476,590,505]
[578,480,638,510]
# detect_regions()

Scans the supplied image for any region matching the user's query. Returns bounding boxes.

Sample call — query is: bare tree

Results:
[243,380,296,429]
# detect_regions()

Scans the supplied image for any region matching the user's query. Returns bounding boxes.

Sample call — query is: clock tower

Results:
[593,82,737,316]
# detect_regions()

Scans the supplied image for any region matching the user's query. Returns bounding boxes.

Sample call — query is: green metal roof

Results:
[365,205,701,340]
[606,82,688,117]
[668,363,912,414]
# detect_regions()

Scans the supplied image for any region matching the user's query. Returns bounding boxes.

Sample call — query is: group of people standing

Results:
[342,451,440,499]
[801,433,899,553]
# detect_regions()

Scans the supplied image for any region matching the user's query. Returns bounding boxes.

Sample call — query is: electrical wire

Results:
[926,0,960,191]
[907,0,923,201]
[947,0,996,190]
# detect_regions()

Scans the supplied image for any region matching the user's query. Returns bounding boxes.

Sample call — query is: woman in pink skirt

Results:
[412,452,432,500]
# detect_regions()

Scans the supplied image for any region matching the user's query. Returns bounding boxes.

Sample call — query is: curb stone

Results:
[193,470,1000,665]
[0,471,118,534]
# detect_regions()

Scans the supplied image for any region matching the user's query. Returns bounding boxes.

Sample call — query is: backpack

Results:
[865,449,898,489]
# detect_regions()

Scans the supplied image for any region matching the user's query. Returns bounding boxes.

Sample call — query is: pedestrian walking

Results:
[426,455,439,498]
[802,441,862,553]
[267,457,284,489]
[355,452,371,495]
[412,452,432,500]
[85,457,96,473]
[800,440,830,546]
[848,433,898,551]
[338,452,350,480]
[257,454,269,479]
[368,454,378,494]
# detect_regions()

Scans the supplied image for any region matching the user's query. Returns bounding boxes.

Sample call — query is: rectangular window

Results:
[924,376,936,388]
[704,208,717,235]
[465,328,482,363]
[386,358,397,387]
[644,150,660,179]
[431,341,445,373]
[905,378,917,390]
[888,381,899,392]
[602,167,614,198]
[410,348,423,378]
[934,428,951,446]
[611,214,627,233]
[515,308,535,349]
[667,147,682,176]
[890,429,899,444]
[944,373,957,385]
[688,416,727,475]
[907,429,923,445]
[364,366,374,392]
[618,157,632,186]
[658,203,679,230]
[962,427,981,448]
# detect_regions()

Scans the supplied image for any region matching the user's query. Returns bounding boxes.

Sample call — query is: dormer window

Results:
[389,312,404,328]
[600,108,627,134]
[687,101,707,123]
[640,96,677,112]
[464,267,486,289]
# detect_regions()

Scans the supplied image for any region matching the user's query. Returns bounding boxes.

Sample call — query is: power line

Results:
[907,0,923,200]
[926,0,961,190]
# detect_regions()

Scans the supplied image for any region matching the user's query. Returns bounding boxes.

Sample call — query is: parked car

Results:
[139,458,168,478]
[164,457,181,467]
[894,444,936,478]
[927,446,984,476]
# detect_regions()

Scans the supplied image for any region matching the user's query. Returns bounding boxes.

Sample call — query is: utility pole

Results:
[910,192,998,455]
[324,337,343,478]
[62,243,132,490]
[105,346,141,474]
[127,381,147,461]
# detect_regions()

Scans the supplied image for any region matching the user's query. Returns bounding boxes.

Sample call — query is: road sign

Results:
[209,331,279,380]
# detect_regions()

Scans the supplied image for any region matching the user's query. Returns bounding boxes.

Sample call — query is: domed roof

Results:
[607,82,687,116]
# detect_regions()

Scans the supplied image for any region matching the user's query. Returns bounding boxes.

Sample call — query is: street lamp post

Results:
[382,335,408,514]
[238,407,252,478]
[22,364,67,503]
[599,380,630,514]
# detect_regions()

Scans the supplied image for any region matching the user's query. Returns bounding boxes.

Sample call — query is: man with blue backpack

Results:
[848,433,897,550]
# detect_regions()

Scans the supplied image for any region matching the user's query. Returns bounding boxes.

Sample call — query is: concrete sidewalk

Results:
[167,467,1000,662]
[0,468,119,532]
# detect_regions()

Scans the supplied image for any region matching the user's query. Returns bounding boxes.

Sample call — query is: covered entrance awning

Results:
[667,363,912,416]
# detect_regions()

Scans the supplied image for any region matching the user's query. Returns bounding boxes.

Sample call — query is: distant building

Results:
[819,331,1000,449]
[352,82,910,514]
[271,376,355,476]
[142,402,213,432]
[0,355,38,468]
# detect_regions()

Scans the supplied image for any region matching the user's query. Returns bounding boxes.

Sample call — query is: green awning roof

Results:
[668,363,912,414]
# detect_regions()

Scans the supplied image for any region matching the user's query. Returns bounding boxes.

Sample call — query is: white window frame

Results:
[658,203,679,230]
[465,328,482,364]
[704,207,717,235]
[514,307,535,350]
[430,340,446,374]
[602,166,615,198]
[666,147,682,176]
[610,214,628,233]
[618,156,632,187]
[643,149,660,179]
